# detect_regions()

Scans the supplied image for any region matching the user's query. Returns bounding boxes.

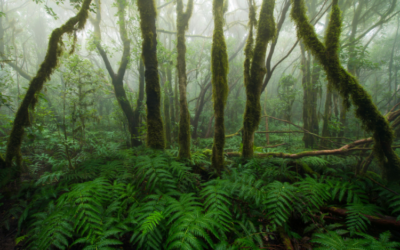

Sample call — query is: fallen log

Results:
[322,207,400,227]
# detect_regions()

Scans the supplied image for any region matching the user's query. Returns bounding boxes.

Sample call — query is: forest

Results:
[1,0,400,249]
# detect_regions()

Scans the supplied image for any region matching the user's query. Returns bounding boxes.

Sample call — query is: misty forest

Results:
[1,0,400,249]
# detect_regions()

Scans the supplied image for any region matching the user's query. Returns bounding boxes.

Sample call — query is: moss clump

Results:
[3,0,92,172]
[291,0,400,181]
[242,0,276,158]
[137,0,165,150]
[176,0,194,159]
[211,0,229,174]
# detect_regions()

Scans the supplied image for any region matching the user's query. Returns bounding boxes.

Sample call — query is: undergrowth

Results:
[1,146,400,249]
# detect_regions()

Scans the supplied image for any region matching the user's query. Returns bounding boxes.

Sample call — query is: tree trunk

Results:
[167,65,175,141]
[137,0,165,149]
[211,0,229,173]
[163,68,172,148]
[242,0,276,158]
[176,0,194,158]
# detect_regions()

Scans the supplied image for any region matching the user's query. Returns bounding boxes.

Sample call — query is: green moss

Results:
[242,0,276,158]
[211,0,229,174]
[137,0,165,150]
[4,0,92,171]
[291,0,400,181]
[176,0,194,159]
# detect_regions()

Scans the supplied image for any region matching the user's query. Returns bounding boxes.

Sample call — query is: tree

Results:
[137,0,165,149]
[1,0,93,173]
[176,0,194,159]
[242,0,276,158]
[92,0,142,147]
[211,0,229,173]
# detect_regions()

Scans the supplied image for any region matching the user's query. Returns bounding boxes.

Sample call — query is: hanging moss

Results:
[291,0,400,181]
[137,0,165,150]
[176,0,194,159]
[242,0,276,158]
[3,0,92,172]
[211,0,229,173]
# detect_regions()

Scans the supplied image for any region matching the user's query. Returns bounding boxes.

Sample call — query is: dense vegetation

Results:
[1,0,400,249]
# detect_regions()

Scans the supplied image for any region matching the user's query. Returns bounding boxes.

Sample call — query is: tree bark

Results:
[137,0,165,149]
[242,0,276,158]
[211,0,229,174]
[176,0,194,158]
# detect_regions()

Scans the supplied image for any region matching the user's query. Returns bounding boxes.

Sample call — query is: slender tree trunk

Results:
[93,0,141,147]
[167,65,175,141]
[211,0,229,173]
[162,67,172,148]
[242,0,276,158]
[137,0,165,149]
[176,0,194,158]
[205,115,215,138]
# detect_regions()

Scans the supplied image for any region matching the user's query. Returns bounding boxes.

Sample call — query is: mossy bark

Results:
[242,0,276,158]
[137,0,165,149]
[211,0,229,173]
[176,0,194,159]
[291,0,400,181]
[2,0,92,171]
[301,44,320,148]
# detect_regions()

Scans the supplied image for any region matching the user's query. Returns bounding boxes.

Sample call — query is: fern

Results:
[264,181,297,227]
[140,211,165,235]
[201,179,232,231]
[346,203,381,235]
[166,211,222,250]
[296,175,330,211]
[312,230,400,250]
[134,155,176,192]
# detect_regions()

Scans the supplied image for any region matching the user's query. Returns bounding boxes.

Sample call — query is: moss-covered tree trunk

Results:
[291,0,400,181]
[2,0,92,173]
[301,48,320,149]
[137,0,165,149]
[176,0,194,159]
[242,0,276,158]
[211,0,229,173]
